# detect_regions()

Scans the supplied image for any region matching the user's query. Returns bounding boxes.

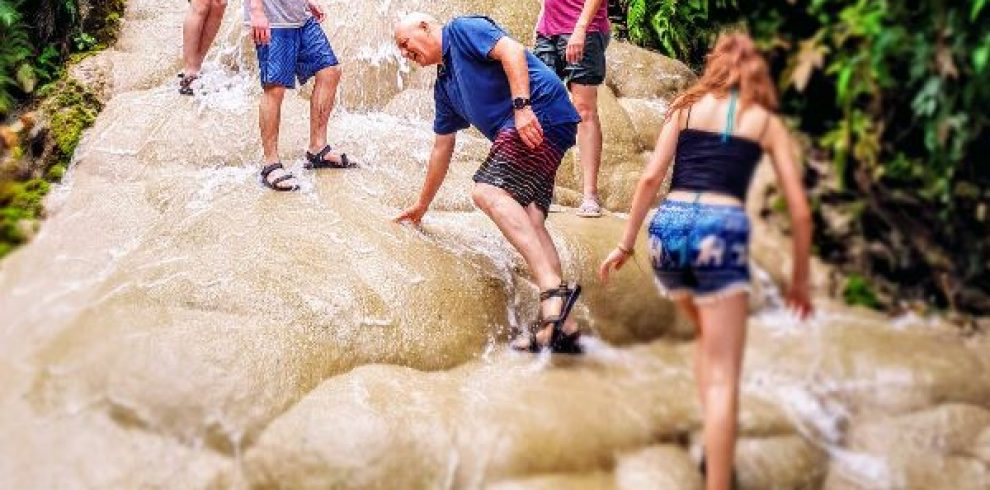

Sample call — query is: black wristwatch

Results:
[512,97,532,111]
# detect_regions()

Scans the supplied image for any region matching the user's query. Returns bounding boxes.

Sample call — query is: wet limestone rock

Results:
[605,42,696,100]
[242,344,701,489]
[614,445,703,490]
[846,404,990,462]
[556,85,644,211]
[735,435,827,490]
[486,473,615,490]
[617,98,670,151]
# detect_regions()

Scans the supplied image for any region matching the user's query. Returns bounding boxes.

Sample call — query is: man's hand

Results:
[250,8,271,45]
[307,1,325,23]
[394,203,428,225]
[514,106,544,149]
[565,28,587,64]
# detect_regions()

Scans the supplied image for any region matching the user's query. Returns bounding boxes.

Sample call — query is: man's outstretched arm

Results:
[394,133,457,225]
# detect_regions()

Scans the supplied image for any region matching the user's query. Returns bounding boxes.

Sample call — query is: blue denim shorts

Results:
[255,17,338,88]
[647,199,751,303]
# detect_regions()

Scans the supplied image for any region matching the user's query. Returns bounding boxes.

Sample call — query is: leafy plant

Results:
[73,32,96,52]
[614,0,990,312]
[621,0,738,65]
[843,274,882,309]
[0,0,36,114]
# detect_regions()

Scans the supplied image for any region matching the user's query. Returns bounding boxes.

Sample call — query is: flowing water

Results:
[0,1,988,489]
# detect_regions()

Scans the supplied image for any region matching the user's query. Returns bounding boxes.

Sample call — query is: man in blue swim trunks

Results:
[392,13,586,354]
[247,0,355,192]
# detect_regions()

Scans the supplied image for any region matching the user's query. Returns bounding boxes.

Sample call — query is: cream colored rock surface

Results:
[605,41,697,100]
[614,445,703,490]
[242,342,802,489]
[735,435,827,490]
[617,97,670,151]
[1,1,989,489]
[556,85,647,211]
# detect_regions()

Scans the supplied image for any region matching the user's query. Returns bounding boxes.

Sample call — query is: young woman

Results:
[598,33,813,490]
[179,0,228,95]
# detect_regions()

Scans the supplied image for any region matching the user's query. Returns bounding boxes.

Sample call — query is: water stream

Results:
[0,1,987,489]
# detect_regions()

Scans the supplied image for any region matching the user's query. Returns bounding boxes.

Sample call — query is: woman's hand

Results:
[565,28,587,64]
[598,247,632,284]
[786,280,813,320]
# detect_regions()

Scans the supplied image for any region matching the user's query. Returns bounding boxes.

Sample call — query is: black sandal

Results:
[513,282,583,354]
[260,163,299,192]
[304,145,355,169]
[178,74,198,96]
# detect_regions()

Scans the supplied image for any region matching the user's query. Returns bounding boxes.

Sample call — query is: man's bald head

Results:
[394,12,438,36]
[394,12,443,67]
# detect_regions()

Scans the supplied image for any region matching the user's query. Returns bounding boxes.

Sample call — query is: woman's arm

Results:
[599,111,682,282]
[765,116,814,318]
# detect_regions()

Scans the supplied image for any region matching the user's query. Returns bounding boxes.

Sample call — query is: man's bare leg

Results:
[524,203,579,344]
[259,84,296,185]
[472,183,564,299]
[307,65,345,163]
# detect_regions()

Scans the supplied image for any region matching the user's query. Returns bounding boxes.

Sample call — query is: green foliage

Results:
[0,0,123,258]
[620,0,738,65]
[614,0,990,312]
[0,0,122,118]
[46,80,100,154]
[73,32,97,52]
[843,274,881,309]
[0,179,49,256]
[0,0,35,114]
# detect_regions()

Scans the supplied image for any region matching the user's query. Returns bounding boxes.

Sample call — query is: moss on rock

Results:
[42,79,102,156]
[0,0,123,259]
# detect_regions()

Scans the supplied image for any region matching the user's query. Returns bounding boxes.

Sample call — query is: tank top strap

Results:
[722,89,739,143]
[684,105,693,129]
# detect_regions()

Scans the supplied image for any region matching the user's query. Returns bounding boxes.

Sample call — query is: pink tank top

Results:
[537,0,610,36]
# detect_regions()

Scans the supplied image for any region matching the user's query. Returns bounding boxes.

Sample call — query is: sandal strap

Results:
[306,145,335,163]
[539,283,572,301]
[314,145,335,161]
[260,162,284,178]
[270,175,294,186]
[179,74,198,88]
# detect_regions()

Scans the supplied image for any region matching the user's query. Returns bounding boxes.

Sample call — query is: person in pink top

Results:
[533,0,610,217]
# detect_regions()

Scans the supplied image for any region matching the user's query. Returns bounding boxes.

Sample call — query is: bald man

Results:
[393,13,585,354]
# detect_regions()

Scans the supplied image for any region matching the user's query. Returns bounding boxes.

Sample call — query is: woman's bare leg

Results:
[195,0,228,65]
[182,0,211,76]
[697,293,748,490]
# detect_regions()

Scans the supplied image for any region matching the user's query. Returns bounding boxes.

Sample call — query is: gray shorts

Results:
[533,32,609,86]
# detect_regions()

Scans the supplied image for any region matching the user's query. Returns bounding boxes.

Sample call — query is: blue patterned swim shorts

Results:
[647,199,751,302]
[255,17,338,88]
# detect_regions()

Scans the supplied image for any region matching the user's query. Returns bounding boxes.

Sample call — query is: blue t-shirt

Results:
[433,16,581,143]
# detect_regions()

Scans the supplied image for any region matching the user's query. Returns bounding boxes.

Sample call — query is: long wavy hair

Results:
[666,32,778,121]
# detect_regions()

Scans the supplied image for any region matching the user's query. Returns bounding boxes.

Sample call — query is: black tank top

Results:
[669,91,768,201]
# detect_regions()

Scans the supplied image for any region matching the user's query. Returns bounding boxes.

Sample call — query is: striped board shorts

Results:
[473,124,577,216]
